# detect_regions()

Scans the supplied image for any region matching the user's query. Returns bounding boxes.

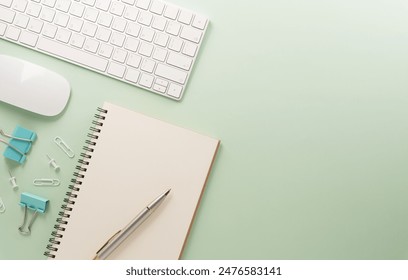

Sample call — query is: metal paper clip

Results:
[19,192,48,235]
[33,179,60,186]
[54,136,75,158]
[0,129,33,142]
[0,197,5,213]
[8,170,18,190]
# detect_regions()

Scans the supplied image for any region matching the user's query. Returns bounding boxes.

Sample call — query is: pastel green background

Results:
[1,0,408,259]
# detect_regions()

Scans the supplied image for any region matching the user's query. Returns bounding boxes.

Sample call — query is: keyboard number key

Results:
[108,62,126,78]
[138,73,154,88]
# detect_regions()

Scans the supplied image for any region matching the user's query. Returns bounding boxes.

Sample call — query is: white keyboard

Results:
[0,0,208,100]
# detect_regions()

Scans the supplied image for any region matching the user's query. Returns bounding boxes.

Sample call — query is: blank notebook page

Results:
[51,102,220,259]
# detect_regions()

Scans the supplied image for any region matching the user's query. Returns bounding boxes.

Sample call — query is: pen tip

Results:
[165,189,171,196]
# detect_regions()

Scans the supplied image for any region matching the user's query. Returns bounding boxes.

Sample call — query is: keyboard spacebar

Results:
[37,37,108,72]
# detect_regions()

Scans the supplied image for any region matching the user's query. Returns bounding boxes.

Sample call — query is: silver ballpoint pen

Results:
[93,188,171,260]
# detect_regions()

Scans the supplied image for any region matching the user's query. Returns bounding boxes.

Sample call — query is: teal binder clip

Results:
[19,192,48,235]
[1,126,37,164]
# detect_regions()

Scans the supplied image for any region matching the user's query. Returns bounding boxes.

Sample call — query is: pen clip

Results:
[95,230,122,255]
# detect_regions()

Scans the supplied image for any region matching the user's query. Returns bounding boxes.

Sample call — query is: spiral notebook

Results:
[45,102,220,259]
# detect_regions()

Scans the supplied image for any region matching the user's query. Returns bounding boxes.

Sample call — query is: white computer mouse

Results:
[0,55,70,116]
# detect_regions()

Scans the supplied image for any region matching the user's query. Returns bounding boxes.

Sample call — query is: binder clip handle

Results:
[18,206,38,235]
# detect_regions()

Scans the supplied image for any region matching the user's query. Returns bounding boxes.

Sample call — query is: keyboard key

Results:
[168,37,183,52]
[163,5,178,20]
[126,22,141,37]
[167,83,182,98]
[155,63,187,84]
[84,38,99,52]
[192,14,207,30]
[26,3,41,17]
[140,58,155,73]
[127,53,142,68]
[123,6,138,21]
[151,16,166,31]
[28,18,43,33]
[136,0,150,10]
[167,52,192,71]
[0,0,12,8]
[14,13,29,28]
[152,47,167,62]
[140,27,154,42]
[111,32,125,47]
[138,42,153,56]
[19,30,38,46]
[56,0,71,12]
[96,27,111,41]
[5,26,20,40]
[112,17,127,32]
[182,41,197,57]
[56,28,71,43]
[150,1,164,15]
[125,68,140,83]
[12,0,28,13]
[41,7,56,22]
[112,48,127,63]
[180,26,202,43]
[0,6,16,23]
[153,83,166,93]
[98,12,113,27]
[124,37,139,51]
[110,1,124,16]
[139,73,154,88]
[166,21,180,36]
[95,0,111,11]
[122,0,135,5]
[108,62,126,78]
[68,17,84,32]
[154,32,168,47]
[84,7,99,22]
[43,23,58,38]
[155,78,168,87]
[43,0,56,8]
[138,11,153,26]
[70,33,86,48]
[70,2,85,17]
[98,43,113,58]
[55,13,69,27]
[82,22,97,37]
[178,10,192,25]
